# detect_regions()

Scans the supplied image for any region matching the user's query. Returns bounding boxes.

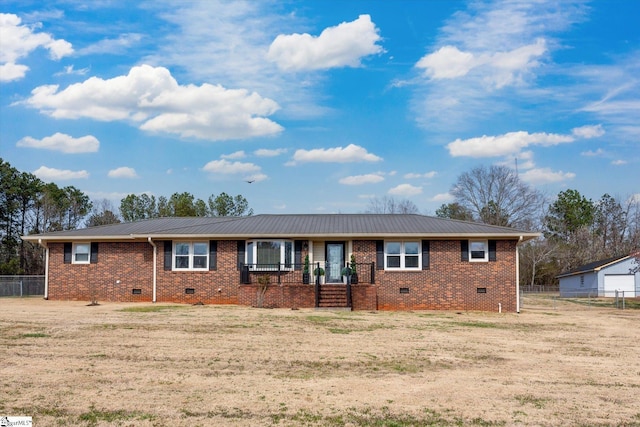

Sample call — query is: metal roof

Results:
[22,214,540,241]
[556,255,632,278]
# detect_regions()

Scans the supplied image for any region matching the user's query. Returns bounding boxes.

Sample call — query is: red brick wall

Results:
[47,242,153,302]
[375,240,517,312]
[352,284,377,310]
[46,238,519,312]
[155,240,239,305]
[238,284,315,308]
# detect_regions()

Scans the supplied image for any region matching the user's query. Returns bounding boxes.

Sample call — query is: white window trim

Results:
[384,241,421,270]
[72,243,90,264]
[246,239,294,271]
[469,239,489,263]
[173,241,209,271]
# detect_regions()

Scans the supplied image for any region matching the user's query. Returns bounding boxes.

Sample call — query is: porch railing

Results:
[239,262,375,286]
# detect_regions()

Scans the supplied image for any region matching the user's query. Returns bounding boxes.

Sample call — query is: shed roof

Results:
[556,255,632,278]
[22,214,540,241]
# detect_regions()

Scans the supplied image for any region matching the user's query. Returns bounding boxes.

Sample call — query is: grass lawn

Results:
[1,295,639,426]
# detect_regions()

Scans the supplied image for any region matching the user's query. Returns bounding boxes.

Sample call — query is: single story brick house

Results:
[23,214,538,312]
[557,254,639,298]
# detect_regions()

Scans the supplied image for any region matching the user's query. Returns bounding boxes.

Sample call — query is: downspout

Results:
[516,236,523,313]
[38,239,49,300]
[148,237,157,303]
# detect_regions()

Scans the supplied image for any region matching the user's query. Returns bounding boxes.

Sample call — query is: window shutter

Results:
[90,242,99,264]
[488,240,497,262]
[422,240,430,270]
[294,240,302,271]
[376,240,384,270]
[209,240,217,270]
[164,240,172,271]
[461,240,469,262]
[237,240,245,270]
[63,243,72,264]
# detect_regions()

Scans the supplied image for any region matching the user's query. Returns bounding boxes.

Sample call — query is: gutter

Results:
[516,236,523,313]
[148,237,157,303]
[38,239,49,300]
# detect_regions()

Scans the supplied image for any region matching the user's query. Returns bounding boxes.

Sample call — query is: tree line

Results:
[434,165,640,287]
[2,158,638,283]
[0,158,251,274]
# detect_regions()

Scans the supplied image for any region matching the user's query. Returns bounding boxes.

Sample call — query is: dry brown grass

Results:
[1,295,639,426]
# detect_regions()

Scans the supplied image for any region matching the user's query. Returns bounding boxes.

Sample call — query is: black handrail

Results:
[238,261,376,285]
[345,263,353,308]
[314,262,321,307]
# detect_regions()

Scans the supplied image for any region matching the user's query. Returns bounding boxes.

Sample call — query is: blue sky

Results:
[1,0,639,215]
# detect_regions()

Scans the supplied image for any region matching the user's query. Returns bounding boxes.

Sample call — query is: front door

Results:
[325,242,345,283]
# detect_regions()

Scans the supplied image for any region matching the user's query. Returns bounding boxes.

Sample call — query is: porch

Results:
[238,262,377,310]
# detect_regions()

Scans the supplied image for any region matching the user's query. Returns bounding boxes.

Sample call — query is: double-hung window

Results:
[469,240,488,262]
[385,241,420,270]
[246,240,293,270]
[72,243,90,264]
[174,242,209,270]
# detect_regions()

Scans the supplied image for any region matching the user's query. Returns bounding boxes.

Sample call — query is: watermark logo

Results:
[0,417,32,427]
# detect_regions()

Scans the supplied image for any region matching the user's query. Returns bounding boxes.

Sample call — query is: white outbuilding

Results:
[557,254,639,298]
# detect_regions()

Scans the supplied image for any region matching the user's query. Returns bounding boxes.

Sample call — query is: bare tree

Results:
[519,237,556,288]
[365,196,419,214]
[450,165,544,229]
[86,199,121,227]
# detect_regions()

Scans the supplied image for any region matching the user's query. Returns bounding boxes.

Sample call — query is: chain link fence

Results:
[0,275,45,297]
[521,289,639,311]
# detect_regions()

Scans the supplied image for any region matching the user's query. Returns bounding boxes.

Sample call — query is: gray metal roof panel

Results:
[23,214,539,241]
[556,255,631,278]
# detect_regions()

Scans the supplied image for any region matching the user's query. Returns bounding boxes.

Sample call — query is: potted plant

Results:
[313,266,325,284]
[302,255,310,284]
[350,254,358,284]
[341,265,352,284]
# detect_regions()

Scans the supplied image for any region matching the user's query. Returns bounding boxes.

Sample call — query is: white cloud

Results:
[447,131,574,158]
[430,193,454,202]
[404,171,437,179]
[33,166,89,181]
[22,64,283,141]
[254,148,287,157]
[221,151,246,160]
[202,159,261,177]
[0,62,29,82]
[75,33,143,55]
[520,167,575,184]
[416,39,547,89]
[416,45,477,79]
[54,65,90,77]
[108,167,138,179]
[514,150,536,169]
[409,2,587,132]
[339,173,385,185]
[572,124,605,139]
[16,132,99,153]
[611,159,627,166]
[388,184,422,197]
[0,13,73,82]
[268,14,383,71]
[246,173,268,183]
[290,144,382,164]
[581,148,605,157]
